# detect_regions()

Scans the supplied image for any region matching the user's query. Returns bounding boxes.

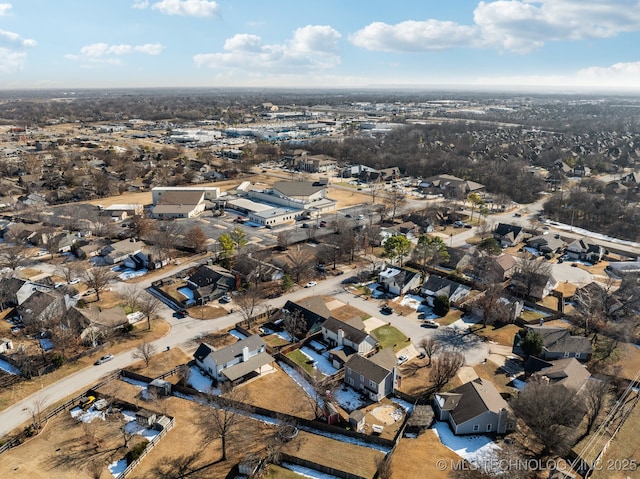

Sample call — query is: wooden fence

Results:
[118,417,175,479]
[280,452,369,479]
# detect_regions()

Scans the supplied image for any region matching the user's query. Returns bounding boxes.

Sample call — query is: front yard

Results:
[372,324,409,352]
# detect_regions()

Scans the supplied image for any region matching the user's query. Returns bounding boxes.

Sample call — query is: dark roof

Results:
[525,326,592,356]
[422,275,467,297]
[194,342,214,362]
[345,352,393,384]
[321,317,369,345]
[435,378,509,425]
[188,264,236,298]
[494,223,523,238]
[283,296,331,332]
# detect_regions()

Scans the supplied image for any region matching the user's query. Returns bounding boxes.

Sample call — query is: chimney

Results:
[242,346,250,362]
[337,328,344,345]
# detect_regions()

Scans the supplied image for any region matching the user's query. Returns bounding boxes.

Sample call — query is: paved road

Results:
[0,262,492,437]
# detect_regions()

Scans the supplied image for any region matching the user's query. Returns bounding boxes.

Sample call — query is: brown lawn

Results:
[472,360,519,395]
[186,304,230,320]
[327,187,372,209]
[396,358,463,398]
[391,430,462,479]
[330,304,371,321]
[590,397,640,479]
[127,347,190,377]
[438,308,465,326]
[282,430,383,479]
[471,323,521,347]
[240,368,317,419]
[598,342,640,381]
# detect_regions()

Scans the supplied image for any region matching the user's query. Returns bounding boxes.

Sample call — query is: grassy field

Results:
[371,324,409,352]
[331,304,371,321]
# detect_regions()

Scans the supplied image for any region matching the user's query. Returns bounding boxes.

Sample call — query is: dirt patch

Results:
[327,186,372,210]
[472,323,521,347]
[127,347,191,377]
[370,404,404,426]
[186,304,229,320]
[330,304,371,321]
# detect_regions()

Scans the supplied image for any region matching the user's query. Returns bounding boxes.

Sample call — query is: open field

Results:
[390,429,462,479]
[282,429,384,479]
[330,304,371,321]
[327,186,372,209]
[471,323,520,347]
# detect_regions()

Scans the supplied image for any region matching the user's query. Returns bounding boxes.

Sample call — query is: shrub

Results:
[125,440,149,465]
[433,295,450,317]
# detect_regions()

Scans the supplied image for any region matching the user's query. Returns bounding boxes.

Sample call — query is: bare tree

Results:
[511,379,585,457]
[130,214,153,240]
[132,341,157,368]
[429,350,465,391]
[286,246,313,283]
[0,243,29,270]
[582,379,610,436]
[418,337,442,366]
[85,459,104,479]
[184,225,209,253]
[29,395,48,429]
[200,387,249,461]
[122,284,142,314]
[375,454,394,479]
[282,310,307,343]
[513,254,553,299]
[83,267,117,301]
[276,230,291,251]
[236,287,263,329]
[383,188,406,224]
[57,262,80,284]
[138,292,162,330]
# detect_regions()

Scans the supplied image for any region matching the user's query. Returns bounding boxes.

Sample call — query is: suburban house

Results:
[433,378,514,435]
[341,164,378,179]
[186,264,237,303]
[281,296,332,335]
[378,266,421,296]
[151,190,207,219]
[513,325,593,361]
[421,275,471,306]
[321,317,377,368]
[18,290,70,325]
[493,223,525,247]
[441,247,475,271]
[573,282,623,318]
[420,174,485,198]
[510,271,557,300]
[565,238,605,263]
[524,357,591,392]
[0,277,54,308]
[485,254,518,283]
[101,238,144,265]
[194,334,274,384]
[392,221,422,238]
[526,235,566,255]
[344,348,397,402]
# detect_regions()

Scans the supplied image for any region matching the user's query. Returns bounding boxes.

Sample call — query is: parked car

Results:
[397,355,409,365]
[220,294,232,303]
[94,354,114,365]
[380,305,394,315]
[421,320,439,329]
[356,214,365,220]
[454,221,464,228]
[68,278,81,285]
[304,281,317,288]
[345,213,352,218]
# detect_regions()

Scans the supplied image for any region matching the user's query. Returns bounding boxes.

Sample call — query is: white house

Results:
[194,335,274,383]
[378,266,421,296]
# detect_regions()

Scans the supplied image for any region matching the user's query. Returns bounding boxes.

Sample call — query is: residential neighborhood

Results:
[0,90,638,479]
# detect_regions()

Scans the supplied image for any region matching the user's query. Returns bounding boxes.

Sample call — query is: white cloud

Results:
[350,20,478,52]
[0,48,26,73]
[0,3,12,16]
[0,29,36,49]
[132,0,149,9]
[77,42,164,58]
[194,25,341,72]
[351,0,640,54]
[577,61,640,87]
[151,0,219,17]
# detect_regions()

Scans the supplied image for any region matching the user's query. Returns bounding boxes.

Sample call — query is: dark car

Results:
[345,213,353,218]
[381,306,393,315]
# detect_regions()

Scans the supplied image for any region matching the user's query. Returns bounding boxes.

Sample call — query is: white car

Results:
[94,354,114,365]
[356,214,365,220]
[220,295,232,303]
[397,355,409,365]
[304,281,317,288]
[68,278,81,285]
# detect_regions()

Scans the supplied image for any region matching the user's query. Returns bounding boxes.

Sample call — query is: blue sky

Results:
[1,0,639,91]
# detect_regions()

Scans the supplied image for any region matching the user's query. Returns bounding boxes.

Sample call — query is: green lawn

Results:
[286,350,317,375]
[520,309,547,322]
[372,324,408,352]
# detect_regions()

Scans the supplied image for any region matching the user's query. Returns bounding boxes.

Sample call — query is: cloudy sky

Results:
[1,0,639,91]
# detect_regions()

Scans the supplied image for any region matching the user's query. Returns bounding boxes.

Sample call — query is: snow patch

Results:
[300,346,338,376]
[432,421,500,464]
[187,365,220,394]
[70,405,106,423]
[332,385,368,412]
[109,458,128,478]
[281,462,342,479]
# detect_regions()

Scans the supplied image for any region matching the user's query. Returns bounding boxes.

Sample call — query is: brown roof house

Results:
[434,378,514,435]
[524,357,591,392]
[194,334,274,385]
[493,223,525,247]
